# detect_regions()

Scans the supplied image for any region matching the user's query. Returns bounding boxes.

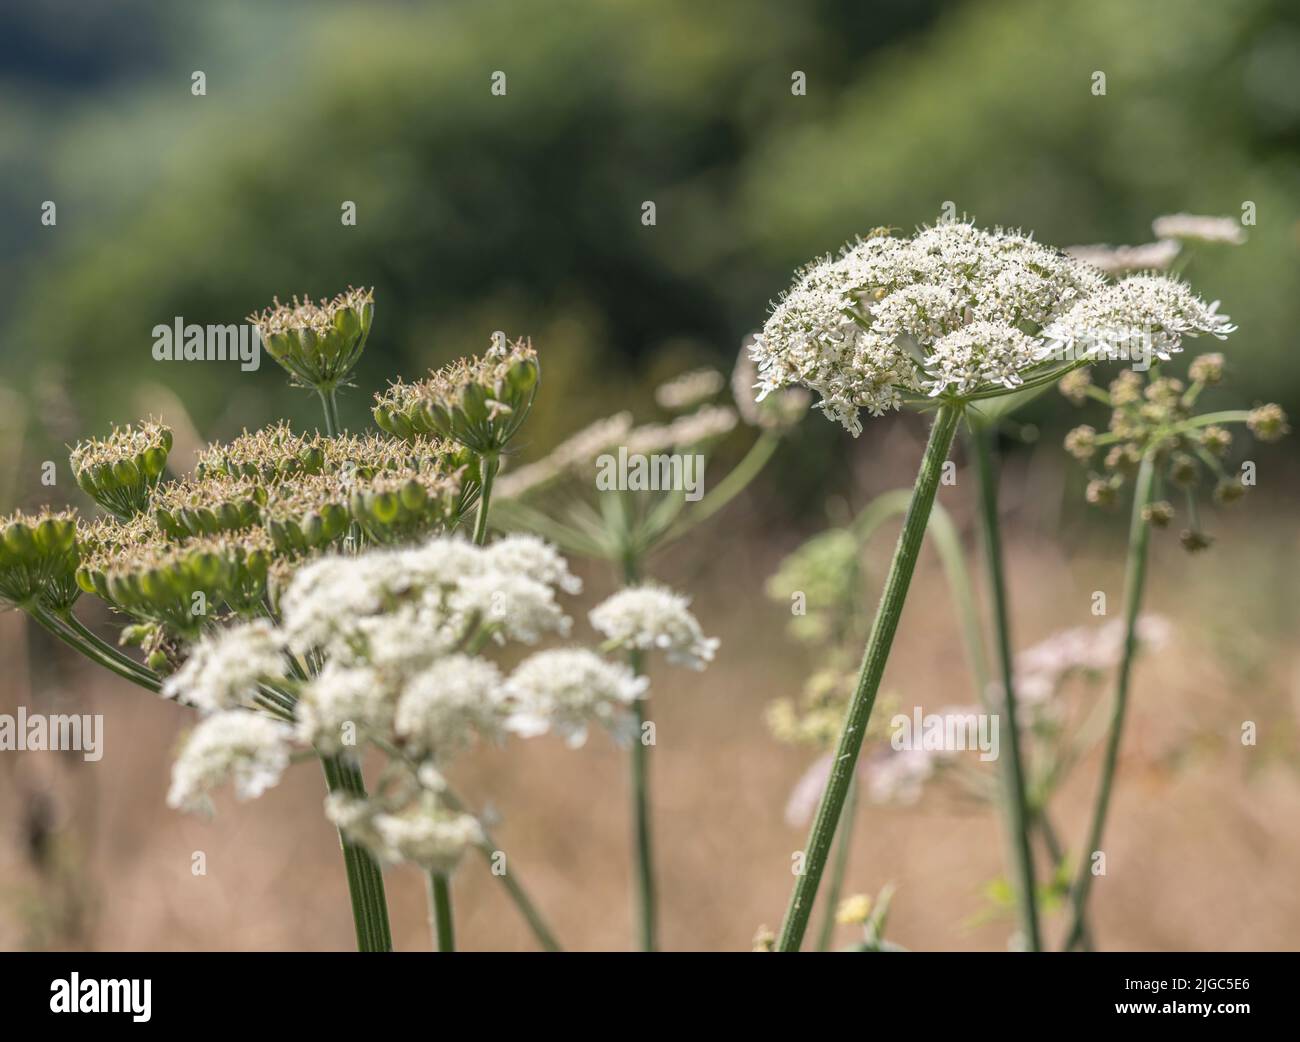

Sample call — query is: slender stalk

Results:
[970,424,1041,952]
[486,848,562,952]
[58,611,159,684]
[321,754,393,952]
[1037,813,1093,952]
[317,386,342,437]
[618,546,658,952]
[629,680,657,951]
[433,781,564,951]
[473,454,499,546]
[28,606,161,692]
[1063,453,1156,951]
[777,402,961,951]
[320,755,377,950]
[428,873,456,951]
[815,775,859,952]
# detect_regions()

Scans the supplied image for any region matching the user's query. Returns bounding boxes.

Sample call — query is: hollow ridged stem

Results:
[321,754,393,952]
[629,673,656,951]
[428,873,455,951]
[472,454,499,546]
[971,425,1041,952]
[619,552,657,951]
[777,402,961,951]
[317,386,342,438]
[1063,453,1156,951]
[814,775,859,951]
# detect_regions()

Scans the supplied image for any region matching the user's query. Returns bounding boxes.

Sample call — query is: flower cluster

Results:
[654,367,725,412]
[0,509,81,612]
[1061,352,1288,550]
[69,421,173,520]
[373,337,539,455]
[161,532,714,875]
[249,287,374,391]
[590,583,719,669]
[752,220,1234,434]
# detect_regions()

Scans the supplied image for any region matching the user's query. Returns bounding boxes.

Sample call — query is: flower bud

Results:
[1213,478,1245,505]
[1058,369,1092,406]
[1247,404,1289,443]
[1141,500,1174,528]
[1063,425,1097,462]
[1199,425,1231,457]
[1188,353,1224,385]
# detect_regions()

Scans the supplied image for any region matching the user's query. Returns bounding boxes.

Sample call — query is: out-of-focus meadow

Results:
[1,0,1298,950]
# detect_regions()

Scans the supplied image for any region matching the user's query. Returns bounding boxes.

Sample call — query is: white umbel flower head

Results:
[1151,213,1247,246]
[296,662,394,753]
[505,648,648,747]
[482,534,582,595]
[449,570,571,644]
[162,619,287,712]
[280,553,407,653]
[1066,240,1182,274]
[655,368,726,411]
[1041,274,1235,362]
[589,583,719,669]
[167,710,294,814]
[752,219,1232,434]
[326,792,484,872]
[395,654,506,757]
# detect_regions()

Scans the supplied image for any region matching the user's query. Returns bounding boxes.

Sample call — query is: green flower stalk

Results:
[969,421,1040,951]
[69,421,172,520]
[775,402,961,949]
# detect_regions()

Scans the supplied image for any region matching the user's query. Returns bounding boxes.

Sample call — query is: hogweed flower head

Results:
[752,219,1236,435]
[590,583,719,669]
[0,508,80,611]
[1065,240,1182,274]
[655,367,726,412]
[161,619,286,712]
[167,710,294,815]
[328,790,484,873]
[1151,213,1248,246]
[152,474,265,540]
[69,421,172,520]
[504,647,648,747]
[78,529,272,635]
[249,287,373,392]
[394,655,507,759]
[373,336,539,455]
[194,422,327,484]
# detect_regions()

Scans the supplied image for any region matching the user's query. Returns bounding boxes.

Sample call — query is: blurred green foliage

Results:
[1,0,1297,508]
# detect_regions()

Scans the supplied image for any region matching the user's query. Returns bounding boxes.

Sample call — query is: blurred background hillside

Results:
[1,0,1298,951]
